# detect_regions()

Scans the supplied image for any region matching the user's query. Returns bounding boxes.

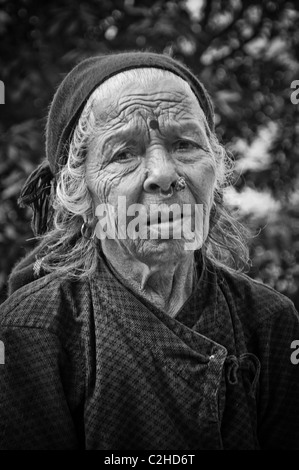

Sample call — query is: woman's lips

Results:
[146,210,193,239]
[146,212,183,225]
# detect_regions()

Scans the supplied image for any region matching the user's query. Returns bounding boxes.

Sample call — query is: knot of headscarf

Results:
[18,161,55,235]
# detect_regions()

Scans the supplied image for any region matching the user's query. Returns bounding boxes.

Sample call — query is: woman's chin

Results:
[126,238,194,265]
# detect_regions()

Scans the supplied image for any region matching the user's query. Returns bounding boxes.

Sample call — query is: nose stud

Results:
[174,177,186,191]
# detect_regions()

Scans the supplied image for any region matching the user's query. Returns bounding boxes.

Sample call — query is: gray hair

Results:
[35,68,249,278]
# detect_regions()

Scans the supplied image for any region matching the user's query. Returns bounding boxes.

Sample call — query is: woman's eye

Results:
[174,140,198,151]
[113,150,135,162]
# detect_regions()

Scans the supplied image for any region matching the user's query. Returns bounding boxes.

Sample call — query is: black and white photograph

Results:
[0,0,299,452]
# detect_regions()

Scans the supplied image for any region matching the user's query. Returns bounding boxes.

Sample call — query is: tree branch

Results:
[208,3,246,40]
[206,6,267,66]
[201,0,215,28]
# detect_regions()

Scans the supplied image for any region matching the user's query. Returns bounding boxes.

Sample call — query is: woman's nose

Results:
[143,154,178,194]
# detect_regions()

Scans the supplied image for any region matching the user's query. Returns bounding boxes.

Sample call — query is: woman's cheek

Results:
[86,167,116,206]
[117,167,146,207]
[184,160,216,206]
[88,165,145,210]
[99,163,145,207]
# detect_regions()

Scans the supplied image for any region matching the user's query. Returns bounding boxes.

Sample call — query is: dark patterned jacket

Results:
[0,252,299,450]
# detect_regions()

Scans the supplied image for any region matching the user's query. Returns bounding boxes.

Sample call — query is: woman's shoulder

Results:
[215,263,298,328]
[0,271,92,335]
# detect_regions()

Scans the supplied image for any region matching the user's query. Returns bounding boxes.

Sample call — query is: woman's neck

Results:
[101,242,197,317]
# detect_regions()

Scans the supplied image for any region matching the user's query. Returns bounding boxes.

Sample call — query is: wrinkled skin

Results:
[85,73,217,316]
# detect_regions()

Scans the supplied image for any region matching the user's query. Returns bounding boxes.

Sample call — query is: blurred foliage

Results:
[0,0,299,307]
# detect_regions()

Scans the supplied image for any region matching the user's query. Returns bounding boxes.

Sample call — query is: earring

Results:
[81,221,95,240]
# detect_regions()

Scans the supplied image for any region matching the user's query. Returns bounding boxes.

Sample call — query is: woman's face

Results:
[85,72,217,265]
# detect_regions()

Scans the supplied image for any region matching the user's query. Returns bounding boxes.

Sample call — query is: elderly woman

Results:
[0,51,299,450]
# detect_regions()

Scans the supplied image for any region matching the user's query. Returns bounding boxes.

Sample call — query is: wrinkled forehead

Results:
[88,68,208,125]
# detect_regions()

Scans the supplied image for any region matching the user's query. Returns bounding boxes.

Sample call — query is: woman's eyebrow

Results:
[99,119,209,150]
[165,120,209,143]
[99,127,142,155]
